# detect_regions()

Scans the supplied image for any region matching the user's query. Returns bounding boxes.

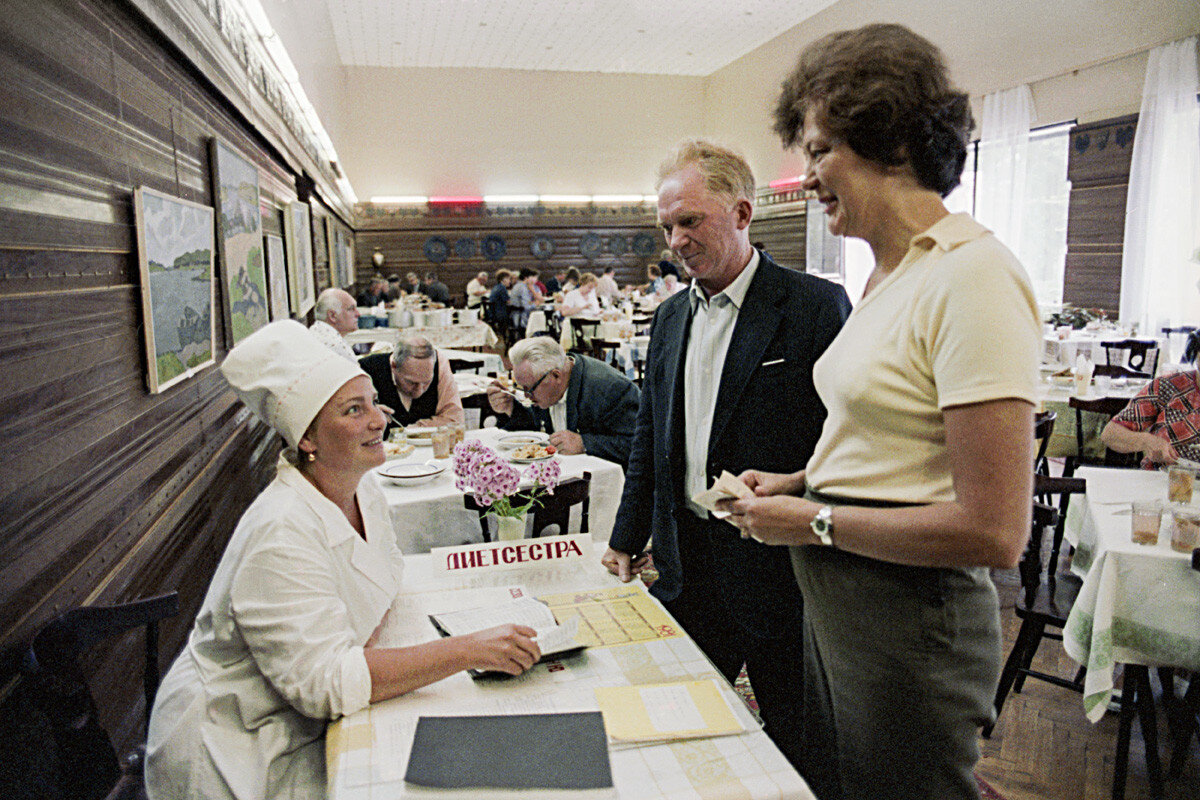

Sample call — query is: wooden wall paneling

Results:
[1065,184,1130,248]
[749,212,806,272]
[0,0,314,757]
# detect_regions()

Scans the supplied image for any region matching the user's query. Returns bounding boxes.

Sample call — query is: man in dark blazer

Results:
[602,140,851,768]
[486,337,640,468]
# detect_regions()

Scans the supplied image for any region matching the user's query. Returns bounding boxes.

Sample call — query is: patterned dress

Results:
[1110,370,1200,467]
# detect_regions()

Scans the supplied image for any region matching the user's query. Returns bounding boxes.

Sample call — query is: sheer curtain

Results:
[976,85,1035,270]
[1120,37,1200,335]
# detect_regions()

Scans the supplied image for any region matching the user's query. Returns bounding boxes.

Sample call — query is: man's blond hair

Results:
[655,139,756,209]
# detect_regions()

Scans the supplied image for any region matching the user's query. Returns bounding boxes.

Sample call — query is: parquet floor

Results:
[977,563,1200,800]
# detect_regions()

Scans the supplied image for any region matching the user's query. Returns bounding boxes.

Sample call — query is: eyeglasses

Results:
[520,369,554,396]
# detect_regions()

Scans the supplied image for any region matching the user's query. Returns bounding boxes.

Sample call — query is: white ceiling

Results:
[324,0,839,76]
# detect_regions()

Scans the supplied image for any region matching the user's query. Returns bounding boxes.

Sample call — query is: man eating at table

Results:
[360,336,464,436]
[485,337,640,468]
[309,288,359,361]
[600,139,851,769]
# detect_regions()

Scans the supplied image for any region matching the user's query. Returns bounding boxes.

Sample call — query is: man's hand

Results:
[739,469,806,497]
[485,381,514,415]
[548,430,584,455]
[601,547,650,582]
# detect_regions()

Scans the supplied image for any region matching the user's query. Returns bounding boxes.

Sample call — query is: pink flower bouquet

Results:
[452,440,561,518]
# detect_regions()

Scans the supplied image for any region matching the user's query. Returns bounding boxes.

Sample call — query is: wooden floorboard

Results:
[979,560,1199,799]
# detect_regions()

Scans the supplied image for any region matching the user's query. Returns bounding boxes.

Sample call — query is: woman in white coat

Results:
[146,320,541,800]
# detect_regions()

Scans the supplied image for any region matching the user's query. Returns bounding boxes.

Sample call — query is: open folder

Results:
[428,596,586,677]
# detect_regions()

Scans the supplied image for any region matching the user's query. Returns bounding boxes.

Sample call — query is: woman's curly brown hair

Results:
[773,24,974,197]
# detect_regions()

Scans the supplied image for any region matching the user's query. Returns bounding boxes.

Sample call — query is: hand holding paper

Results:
[692,471,753,519]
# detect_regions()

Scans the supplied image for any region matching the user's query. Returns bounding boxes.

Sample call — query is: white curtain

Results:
[976,85,1035,261]
[1120,37,1200,335]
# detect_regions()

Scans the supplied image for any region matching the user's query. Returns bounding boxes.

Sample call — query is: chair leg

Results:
[984,619,1039,738]
[1114,667,1137,800]
[1013,620,1047,694]
[1167,677,1199,778]
[1132,666,1164,799]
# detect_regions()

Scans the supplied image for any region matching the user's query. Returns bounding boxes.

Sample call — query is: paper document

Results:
[429,596,585,664]
[691,470,753,518]
[538,586,684,647]
[594,679,748,743]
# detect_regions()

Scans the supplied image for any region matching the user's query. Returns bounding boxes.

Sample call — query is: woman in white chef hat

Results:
[146,320,541,800]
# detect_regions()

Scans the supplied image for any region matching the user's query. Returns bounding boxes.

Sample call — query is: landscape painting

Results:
[211,138,269,343]
[285,200,316,315]
[264,231,290,320]
[134,187,216,394]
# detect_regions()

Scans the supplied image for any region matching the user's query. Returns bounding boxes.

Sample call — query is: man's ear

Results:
[734,197,754,230]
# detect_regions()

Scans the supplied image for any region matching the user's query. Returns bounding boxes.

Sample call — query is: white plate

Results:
[496,432,550,450]
[508,453,556,464]
[377,461,445,486]
[405,426,436,438]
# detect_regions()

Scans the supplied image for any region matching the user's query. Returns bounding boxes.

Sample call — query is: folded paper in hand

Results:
[691,471,753,519]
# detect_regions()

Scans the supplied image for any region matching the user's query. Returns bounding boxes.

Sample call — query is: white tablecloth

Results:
[325,543,814,800]
[347,322,499,351]
[378,428,625,554]
[1043,331,1166,372]
[1062,466,1200,721]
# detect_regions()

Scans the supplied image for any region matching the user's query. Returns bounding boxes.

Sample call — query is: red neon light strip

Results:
[428,196,484,204]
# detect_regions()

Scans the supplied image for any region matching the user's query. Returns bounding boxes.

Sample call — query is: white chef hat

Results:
[220,320,368,448]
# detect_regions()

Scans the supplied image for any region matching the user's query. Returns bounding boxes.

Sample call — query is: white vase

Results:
[493,513,529,542]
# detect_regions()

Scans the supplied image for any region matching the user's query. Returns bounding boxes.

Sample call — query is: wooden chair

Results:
[1102,338,1160,376]
[1065,395,1140,477]
[985,495,1085,737]
[568,318,600,355]
[448,356,485,374]
[1114,664,1165,799]
[1166,554,1200,780]
[1093,363,1152,380]
[464,472,591,541]
[1,592,180,800]
[589,338,622,369]
[1034,409,1057,480]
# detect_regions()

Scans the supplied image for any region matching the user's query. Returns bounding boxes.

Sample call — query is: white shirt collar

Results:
[689,248,761,313]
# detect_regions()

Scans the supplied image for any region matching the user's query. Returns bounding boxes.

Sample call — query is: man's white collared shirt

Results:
[683,250,760,517]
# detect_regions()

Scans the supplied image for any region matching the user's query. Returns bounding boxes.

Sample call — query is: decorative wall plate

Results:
[423,236,449,263]
[530,235,555,260]
[454,238,476,259]
[482,234,506,260]
[579,232,602,259]
[632,232,657,257]
[608,235,628,256]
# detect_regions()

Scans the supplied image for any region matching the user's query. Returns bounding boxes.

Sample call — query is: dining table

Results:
[324,540,815,800]
[376,427,625,554]
[1062,466,1200,721]
[1037,369,1148,459]
[1043,329,1167,370]
[347,321,500,351]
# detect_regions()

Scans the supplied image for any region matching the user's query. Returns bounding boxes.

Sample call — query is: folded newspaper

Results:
[691,471,754,519]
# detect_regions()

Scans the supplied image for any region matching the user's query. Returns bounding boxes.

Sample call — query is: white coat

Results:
[146,457,403,799]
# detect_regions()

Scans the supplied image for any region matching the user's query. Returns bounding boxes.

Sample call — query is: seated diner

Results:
[359,335,464,435]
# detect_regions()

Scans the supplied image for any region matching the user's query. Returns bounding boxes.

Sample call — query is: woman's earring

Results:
[306,450,317,462]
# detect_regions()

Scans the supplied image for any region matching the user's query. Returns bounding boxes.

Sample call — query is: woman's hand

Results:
[461,624,541,675]
[718,494,816,545]
[1141,434,1179,465]
[739,469,806,497]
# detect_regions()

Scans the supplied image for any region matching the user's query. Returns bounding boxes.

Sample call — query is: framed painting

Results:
[284,200,316,315]
[264,231,290,320]
[211,138,269,343]
[134,187,216,393]
[326,217,342,289]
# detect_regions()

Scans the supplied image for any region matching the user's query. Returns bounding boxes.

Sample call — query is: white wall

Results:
[336,66,706,198]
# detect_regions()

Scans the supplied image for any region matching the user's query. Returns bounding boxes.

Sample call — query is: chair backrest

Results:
[1020,502,1059,606]
[1103,338,1159,375]
[463,472,591,541]
[1092,363,1151,380]
[590,338,622,368]
[448,357,484,374]
[0,592,180,800]
[1068,395,1140,468]
[1034,410,1057,476]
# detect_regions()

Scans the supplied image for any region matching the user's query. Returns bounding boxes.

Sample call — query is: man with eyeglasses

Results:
[485,337,640,468]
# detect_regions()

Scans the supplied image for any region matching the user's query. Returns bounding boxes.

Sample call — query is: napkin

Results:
[692,471,753,519]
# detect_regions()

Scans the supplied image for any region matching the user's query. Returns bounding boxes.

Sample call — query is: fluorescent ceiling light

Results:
[371,196,428,204]
[484,195,539,204]
[539,195,592,203]
[592,195,647,203]
[643,195,658,203]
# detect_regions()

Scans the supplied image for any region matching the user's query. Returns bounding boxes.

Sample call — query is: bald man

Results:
[309,288,358,360]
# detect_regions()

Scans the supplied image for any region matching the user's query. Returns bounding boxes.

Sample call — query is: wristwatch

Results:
[810,505,835,547]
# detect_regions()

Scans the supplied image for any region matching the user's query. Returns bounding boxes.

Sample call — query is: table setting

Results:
[1062,465,1200,721]
[375,426,624,554]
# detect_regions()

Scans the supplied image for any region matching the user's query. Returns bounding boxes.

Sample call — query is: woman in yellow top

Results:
[721,24,1039,800]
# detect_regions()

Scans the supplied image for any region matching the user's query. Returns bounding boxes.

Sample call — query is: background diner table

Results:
[1043,329,1168,370]
[325,542,814,800]
[1037,369,1147,459]
[377,427,625,554]
[1062,466,1200,721]
[346,321,500,351]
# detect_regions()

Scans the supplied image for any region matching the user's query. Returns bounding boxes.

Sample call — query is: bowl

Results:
[496,432,550,450]
[377,461,446,486]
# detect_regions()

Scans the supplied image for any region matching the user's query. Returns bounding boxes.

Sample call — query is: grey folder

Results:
[404,712,613,789]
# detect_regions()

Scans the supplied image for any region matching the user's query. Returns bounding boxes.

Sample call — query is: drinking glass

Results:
[431,426,453,459]
[1130,502,1162,545]
[1170,506,1200,553]
[1168,465,1195,505]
